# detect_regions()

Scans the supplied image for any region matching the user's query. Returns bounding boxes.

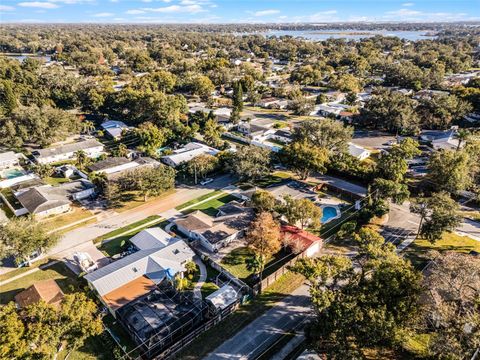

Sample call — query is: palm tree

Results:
[455,129,470,151]
[75,150,87,169]
[245,254,265,281]
[81,120,96,135]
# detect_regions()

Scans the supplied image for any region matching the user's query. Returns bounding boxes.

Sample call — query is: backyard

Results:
[221,246,296,285]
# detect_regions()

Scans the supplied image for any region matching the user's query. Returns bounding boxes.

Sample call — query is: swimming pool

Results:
[321,206,340,223]
[2,168,25,179]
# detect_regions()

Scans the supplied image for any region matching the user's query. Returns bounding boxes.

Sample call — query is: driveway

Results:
[203,284,311,360]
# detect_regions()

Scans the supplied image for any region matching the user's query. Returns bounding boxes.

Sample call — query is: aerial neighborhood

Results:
[0,17,479,360]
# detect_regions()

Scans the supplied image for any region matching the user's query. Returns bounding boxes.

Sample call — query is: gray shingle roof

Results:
[35,139,103,158]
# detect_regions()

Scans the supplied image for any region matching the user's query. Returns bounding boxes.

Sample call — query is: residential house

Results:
[281,225,322,258]
[175,201,255,252]
[32,139,105,165]
[256,97,289,109]
[88,157,160,180]
[316,103,352,119]
[101,120,130,139]
[267,181,318,202]
[161,142,219,168]
[420,130,461,151]
[14,180,95,217]
[84,236,194,313]
[237,122,272,140]
[0,151,22,170]
[14,279,64,308]
[348,143,371,160]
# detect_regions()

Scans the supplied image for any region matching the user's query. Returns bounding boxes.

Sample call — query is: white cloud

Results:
[254,9,280,17]
[142,4,204,13]
[402,2,414,6]
[18,2,59,9]
[126,9,145,14]
[93,12,114,17]
[0,5,15,11]
[386,8,421,16]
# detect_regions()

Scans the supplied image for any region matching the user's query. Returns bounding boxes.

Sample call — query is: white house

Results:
[32,139,105,165]
[161,142,220,168]
[84,238,194,313]
[0,151,22,170]
[88,157,160,180]
[348,143,371,160]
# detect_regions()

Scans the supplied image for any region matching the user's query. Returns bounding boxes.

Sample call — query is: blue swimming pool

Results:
[321,206,339,223]
[2,169,25,179]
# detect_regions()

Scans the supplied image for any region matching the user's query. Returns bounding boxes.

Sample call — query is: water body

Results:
[257,29,437,41]
[3,54,52,62]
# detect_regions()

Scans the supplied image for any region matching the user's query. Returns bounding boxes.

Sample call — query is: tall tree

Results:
[0,293,103,359]
[0,217,59,265]
[292,119,353,153]
[202,119,225,148]
[184,154,218,184]
[251,189,277,213]
[135,122,169,156]
[230,146,271,182]
[420,252,480,359]
[280,196,322,229]
[232,81,244,114]
[246,212,281,261]
[292,229,422,358]
[428,149,472,194]
[281,140,329,180]
[410,192,461,242]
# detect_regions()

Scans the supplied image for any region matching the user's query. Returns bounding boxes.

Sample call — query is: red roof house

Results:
[280,225,322,257]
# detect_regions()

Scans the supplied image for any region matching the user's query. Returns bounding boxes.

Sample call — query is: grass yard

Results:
[115,188,176,213]
[43,176,71,186]
[0,261,85,305]
[182,193,237,216]
[176,271,305,360]
[404,232,480,269]
[175,190,223,211]
[221,247,296,285]
[97,217,167,256]
[460,210,480,222]
[42,206,94,232]
[248,171,292,188]
[201,265,221,298]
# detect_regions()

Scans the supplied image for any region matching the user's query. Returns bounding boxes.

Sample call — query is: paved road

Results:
[204,284,311,360]
[0,175,234,275]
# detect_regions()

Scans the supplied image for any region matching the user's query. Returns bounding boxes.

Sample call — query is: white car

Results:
[200,178,214,185]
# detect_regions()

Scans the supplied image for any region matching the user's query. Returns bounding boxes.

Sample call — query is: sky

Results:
[0,0,479,24]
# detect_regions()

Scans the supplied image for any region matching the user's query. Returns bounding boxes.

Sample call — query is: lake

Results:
[252,29,437,41]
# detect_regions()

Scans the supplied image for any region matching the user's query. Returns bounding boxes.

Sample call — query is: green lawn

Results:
[0,262,85,305]
[98,217,167,256]
[182,194,237,216]
[175,190,223,211]
[220,247,295,285]
[249,171,291,188]
[93,215,162,244]
[404,232,480,269]
[43,176,71,186]
[220,246,256,280]
[176,271,306,360]
[201,265,221,298]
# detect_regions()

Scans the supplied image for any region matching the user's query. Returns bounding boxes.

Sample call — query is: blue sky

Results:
[1,0,479,24]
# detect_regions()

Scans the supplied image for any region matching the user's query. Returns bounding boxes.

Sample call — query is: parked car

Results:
[200,178,214,185]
